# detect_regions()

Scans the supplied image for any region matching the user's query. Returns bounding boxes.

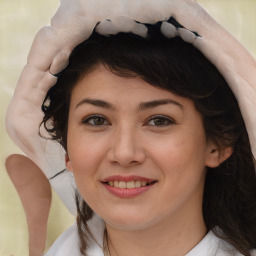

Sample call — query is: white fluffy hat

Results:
[5,0,256,214]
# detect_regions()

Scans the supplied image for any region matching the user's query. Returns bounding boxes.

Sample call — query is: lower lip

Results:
[103,183,155,198]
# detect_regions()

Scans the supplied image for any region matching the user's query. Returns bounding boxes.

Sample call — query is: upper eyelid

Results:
[145,115,175,123]
[81,114,110,124]
[80,114,175,125]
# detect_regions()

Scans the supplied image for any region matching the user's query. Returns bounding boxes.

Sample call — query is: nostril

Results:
[106,138,146,166]
[111,160,141,167]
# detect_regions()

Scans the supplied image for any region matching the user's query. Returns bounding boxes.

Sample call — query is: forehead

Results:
[70,64,191,107]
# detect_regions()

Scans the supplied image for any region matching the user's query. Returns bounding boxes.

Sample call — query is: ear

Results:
[65,153,73,172]
[205,142,233,168]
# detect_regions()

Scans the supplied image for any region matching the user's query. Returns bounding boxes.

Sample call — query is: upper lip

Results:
[101,175,156,183]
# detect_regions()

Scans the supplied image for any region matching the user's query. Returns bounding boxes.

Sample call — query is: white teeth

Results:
[107,180,151,188]
[135,180,142,188]
[127,181,135,189]
[141,181,147,187]
[118,181,127,189]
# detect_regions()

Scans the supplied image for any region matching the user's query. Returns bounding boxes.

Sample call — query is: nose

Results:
[106,125,146,167]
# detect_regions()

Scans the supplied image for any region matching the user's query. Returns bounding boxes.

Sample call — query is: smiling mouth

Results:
[102,177,157,198]
[104,180,156,189]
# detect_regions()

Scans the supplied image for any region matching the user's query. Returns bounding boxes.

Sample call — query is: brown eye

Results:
[147,116,174,127]
[93,117,105,125]
[82,115,109,126]
[153,118,166,126]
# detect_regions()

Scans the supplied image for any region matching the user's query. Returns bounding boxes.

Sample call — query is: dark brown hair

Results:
[42,28,256,255]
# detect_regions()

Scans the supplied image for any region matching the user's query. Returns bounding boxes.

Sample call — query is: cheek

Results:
[67,131,110,181]
[148,127,207,190]
[67,137,102,204]
[151,133,207,204]
[151,132,206,166]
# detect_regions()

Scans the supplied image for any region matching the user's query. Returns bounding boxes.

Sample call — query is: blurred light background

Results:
[0,0,255,255]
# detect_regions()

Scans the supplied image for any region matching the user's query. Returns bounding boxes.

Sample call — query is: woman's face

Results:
[66,64,218,231]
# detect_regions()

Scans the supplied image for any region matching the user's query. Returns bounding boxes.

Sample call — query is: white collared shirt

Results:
[45,215,256,256]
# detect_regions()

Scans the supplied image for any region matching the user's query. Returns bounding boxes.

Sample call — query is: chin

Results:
[101,211,157,231]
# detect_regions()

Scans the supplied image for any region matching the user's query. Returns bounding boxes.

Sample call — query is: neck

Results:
[105,207,206,256]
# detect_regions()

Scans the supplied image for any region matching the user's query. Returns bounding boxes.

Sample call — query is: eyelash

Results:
[145,115,175,127]
[81,115,110,126]
[81,115,175,127]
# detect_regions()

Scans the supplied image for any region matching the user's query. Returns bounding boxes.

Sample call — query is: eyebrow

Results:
[75,99,115,110]
[75,98,183,110]
[138,99,183,110]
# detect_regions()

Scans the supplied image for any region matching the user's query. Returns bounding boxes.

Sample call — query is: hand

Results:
[5,154,52,256]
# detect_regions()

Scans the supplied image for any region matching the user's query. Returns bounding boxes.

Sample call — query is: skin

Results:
[66,64,231,256]
[5,154,51,256]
